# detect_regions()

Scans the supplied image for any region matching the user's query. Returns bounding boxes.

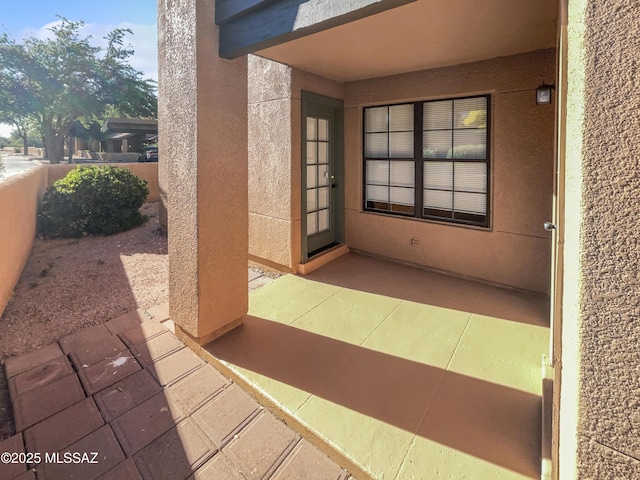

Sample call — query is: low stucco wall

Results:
[343,49,556,293]
[95,152,141,163]
[0,162,159,318]
[0,166,47,316]
[47,163,159,202]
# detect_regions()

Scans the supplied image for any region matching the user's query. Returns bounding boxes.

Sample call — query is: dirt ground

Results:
[0,203,168,440]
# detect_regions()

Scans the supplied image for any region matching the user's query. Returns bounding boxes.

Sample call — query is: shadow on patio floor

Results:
[204,253,549,479]
[305,252,549,327]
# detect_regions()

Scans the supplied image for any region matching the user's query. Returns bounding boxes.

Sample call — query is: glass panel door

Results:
[306,116,331,236]
[302,92,344,260]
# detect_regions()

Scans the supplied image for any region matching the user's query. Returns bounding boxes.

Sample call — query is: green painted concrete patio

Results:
[203,253,549,480]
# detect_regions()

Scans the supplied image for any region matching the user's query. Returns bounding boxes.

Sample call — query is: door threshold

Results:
[308,242,340,258]
[297,244,349,275]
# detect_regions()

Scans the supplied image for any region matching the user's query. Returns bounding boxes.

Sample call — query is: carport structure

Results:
[100,118,158,155]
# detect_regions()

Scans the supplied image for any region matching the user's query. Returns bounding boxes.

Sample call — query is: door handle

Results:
[543,222,556,231]
[331,183,338,189]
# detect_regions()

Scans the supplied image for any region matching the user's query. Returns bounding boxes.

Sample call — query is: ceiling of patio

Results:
[256,0,559,82]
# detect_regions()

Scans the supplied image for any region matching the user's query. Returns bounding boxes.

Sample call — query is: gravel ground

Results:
[0,202,168,439]
[0,202,282,440]
[0,203,168,359]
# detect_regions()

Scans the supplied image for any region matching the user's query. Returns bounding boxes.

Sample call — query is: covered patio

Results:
[158,0,558,478]
[203,253,549,479]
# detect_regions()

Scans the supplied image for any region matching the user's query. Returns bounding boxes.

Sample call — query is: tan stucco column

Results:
[158,0,248,345]
[559,0,640,478]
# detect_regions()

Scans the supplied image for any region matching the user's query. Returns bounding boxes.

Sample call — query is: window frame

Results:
[362,94,491,228]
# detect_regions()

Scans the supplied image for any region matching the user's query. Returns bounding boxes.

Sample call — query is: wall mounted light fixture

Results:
[536,82,555,105]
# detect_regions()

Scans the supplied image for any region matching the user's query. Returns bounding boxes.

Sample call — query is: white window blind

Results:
[364,96,488,225]
[422,96,488,222]
[454,162,486,193]
[365,104,414,159]
[364,104,415,214]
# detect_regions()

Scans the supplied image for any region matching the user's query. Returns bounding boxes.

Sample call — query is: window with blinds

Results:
[364,104,415,214]
[363,95,489,227]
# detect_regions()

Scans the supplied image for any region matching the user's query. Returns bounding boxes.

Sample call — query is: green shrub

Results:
[38,166,149,238]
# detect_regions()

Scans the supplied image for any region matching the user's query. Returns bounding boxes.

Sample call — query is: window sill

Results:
[359,209,493,232]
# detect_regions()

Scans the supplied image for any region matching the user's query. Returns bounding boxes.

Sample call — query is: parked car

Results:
[138,146,158,162]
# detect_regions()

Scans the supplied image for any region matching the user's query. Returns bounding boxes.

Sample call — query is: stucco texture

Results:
[565,0,640,475]
[343,50,556,293]
[248,50,553,291]
[160,0,248,341]
[577,435,640,479]
[159,0,199,336]
[247,55,343,270]
[248,56,294,268]
[0,167,47,317]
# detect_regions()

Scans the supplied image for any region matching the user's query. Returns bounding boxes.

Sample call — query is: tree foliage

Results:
[0,18,157,163]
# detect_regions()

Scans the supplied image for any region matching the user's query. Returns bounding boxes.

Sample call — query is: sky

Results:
[0,0,158,137]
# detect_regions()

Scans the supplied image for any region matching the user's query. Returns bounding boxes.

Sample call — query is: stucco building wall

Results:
[248,55,343,271]
[160,0,248,343]
[560,0,640,477]
[343,49,556,293]
[248,55,294,269]
[248,50,554,293]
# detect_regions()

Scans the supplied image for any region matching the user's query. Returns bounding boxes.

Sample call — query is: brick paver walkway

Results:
[0,295,350,479]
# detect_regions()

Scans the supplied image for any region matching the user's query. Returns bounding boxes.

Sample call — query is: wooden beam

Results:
[218,0,416,59]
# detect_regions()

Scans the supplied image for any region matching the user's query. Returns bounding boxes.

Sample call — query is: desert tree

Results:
[0,18,156,163]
